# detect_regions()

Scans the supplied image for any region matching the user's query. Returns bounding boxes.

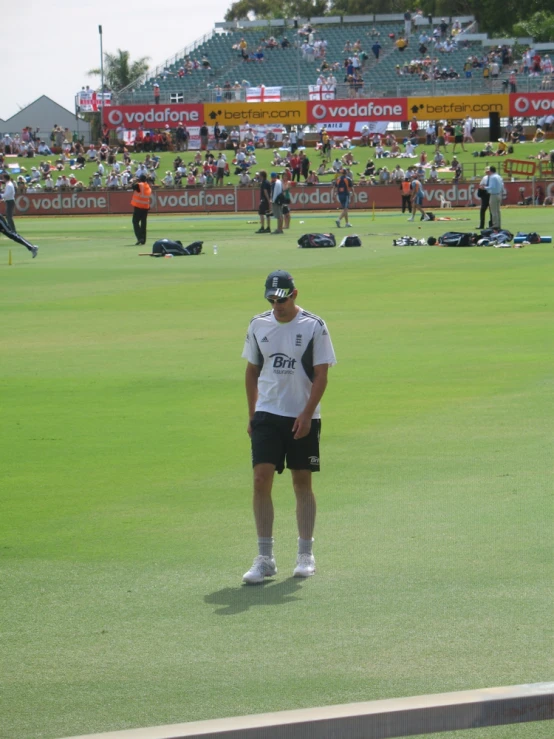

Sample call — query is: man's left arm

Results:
[292,363,329,439]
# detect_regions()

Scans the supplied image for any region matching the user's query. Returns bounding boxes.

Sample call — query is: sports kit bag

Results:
[297,233,336,248]
[151,239,203,256]
[339,235,362,247]
[438,232,478,247]
[480,228,514,242]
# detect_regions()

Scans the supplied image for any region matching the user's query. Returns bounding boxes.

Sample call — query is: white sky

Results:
[1,0,232,121]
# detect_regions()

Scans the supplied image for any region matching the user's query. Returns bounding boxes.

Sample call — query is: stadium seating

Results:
[118,17,500,105]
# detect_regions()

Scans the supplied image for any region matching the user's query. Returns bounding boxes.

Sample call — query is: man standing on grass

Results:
[270,172,284,234]
[255,170,272,233]
[334,168,354,228]
[477,166,492,230]
[408,176,429,221]
[130,174,152,246]
[2,174,17,231]
[242,270,336,584]
[485,165,504,229]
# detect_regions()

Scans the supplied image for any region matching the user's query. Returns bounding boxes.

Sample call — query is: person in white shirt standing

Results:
[242,270,337,584]
[270,172,284,234]
[2,173,17,230]
[1,175,38,257]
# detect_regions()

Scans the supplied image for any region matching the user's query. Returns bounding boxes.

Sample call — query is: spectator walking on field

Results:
[334,168,354,228]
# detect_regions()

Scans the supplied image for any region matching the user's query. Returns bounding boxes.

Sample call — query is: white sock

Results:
[298,537,314,556]
[258,537,274,558]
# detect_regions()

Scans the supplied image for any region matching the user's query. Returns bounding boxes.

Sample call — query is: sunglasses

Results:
[267,295,293,304]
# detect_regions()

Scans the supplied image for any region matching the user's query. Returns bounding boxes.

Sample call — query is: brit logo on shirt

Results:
[295,334,302,346]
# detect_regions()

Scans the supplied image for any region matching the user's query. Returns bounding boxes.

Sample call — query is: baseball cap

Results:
[264,270,295,299]
[270,171,278,178]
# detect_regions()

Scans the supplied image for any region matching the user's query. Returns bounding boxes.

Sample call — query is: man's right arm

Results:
[245,362,261,436]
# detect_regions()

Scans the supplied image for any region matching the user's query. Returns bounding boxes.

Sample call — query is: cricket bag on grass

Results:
[297,233,336,248]
[150,239,203,256]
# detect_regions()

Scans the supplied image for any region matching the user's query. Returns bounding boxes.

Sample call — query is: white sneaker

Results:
[242,555,277,584]
[335,219,341,228]
[407,216,414,222]
[345,223,353,228]
[31,245,39,258]
[293,553,316,578]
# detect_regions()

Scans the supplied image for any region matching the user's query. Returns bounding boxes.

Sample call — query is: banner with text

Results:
[307,98,407,124]
[408,94,509,120]
[204,101,307,126]
[10,181,554,216]
[105,104,204,129]
[509,91,554,117]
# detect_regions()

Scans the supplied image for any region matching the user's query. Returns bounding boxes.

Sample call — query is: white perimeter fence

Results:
[61,682,553,739]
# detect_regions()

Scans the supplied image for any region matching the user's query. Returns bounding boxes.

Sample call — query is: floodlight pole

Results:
[294,18,300,99]
[99,24,104,127]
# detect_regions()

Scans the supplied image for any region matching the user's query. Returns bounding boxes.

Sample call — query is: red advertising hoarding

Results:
[307,97,408,125]
[509,92,554,117]
[11,181,554,216]
[105,104,204,129]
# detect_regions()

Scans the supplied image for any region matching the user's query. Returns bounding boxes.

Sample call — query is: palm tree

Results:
[88,49,150,91]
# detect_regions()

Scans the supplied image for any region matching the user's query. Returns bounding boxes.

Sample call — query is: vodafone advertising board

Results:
[509,92,554,116]
[307,98,407,124]
[13,182,554,216]
[105,104,203,129]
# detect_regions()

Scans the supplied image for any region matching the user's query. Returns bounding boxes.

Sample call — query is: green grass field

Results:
[1,206,552,739]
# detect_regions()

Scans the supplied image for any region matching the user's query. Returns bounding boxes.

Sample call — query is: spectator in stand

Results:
[396,36,408,53]
[371,40,382,60]
[427,165,440,183]
[153,83,160,104]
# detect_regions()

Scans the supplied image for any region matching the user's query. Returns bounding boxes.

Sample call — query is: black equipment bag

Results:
[340,235,362,247]
[297,233,336,248]
[152,239,203,256]
[480,228,514,241]
[438,232,478,247]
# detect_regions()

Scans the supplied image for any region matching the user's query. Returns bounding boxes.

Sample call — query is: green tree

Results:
[88,49,150,91]
[513,11,554,43]
[225,0,328,21]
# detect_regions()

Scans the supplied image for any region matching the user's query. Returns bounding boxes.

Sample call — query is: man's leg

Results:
[490,194,501,228]
[243,462,277,584]
[140,210,148,244]
[0,213,36,253]
[292,469,317,577]
[291,469,316,541]
[253,463,275,538]
[132,208,142,244]
[6,200,16,232]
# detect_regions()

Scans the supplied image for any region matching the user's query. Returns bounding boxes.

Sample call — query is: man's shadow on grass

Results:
[204,577,304,616]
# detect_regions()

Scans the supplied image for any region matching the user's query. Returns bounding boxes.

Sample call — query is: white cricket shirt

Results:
[242,307,337,418]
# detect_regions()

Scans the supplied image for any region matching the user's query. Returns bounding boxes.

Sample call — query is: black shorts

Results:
[258,201,271,216]
[455,135,463,143]
[250,411,321,474]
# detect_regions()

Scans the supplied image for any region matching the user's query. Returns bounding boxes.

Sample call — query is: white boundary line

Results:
[60,682,553,739]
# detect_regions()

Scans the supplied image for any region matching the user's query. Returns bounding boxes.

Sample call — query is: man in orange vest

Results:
[400,176,412,214]
[131,174,152,245]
